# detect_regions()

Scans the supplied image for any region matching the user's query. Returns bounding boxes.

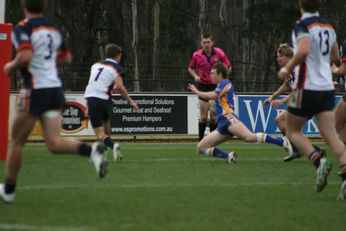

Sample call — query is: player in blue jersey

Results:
[84,44,139,161]
[278,0,346,199]
[189,63,293,164]
[0,0,106,204]
[264,43,325,161]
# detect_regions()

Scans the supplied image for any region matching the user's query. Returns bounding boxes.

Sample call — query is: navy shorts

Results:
[288,89,335,118]
[86,97,112,128]
[196,83,217,102]
[217,116,235,137]
[16,87,66,116]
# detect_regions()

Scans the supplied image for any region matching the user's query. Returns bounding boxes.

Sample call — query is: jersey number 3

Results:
[44,34,53,60]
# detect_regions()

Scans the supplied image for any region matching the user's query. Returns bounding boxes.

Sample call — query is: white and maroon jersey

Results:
[84,59,125,100]
[291,12,336,91]
[12,17,70,89]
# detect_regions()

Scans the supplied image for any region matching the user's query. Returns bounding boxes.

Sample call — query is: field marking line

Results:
[0,223,94,231]
[18,181,339,191]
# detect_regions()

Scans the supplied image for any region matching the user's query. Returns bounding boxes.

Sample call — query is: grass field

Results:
[0,142,345,231]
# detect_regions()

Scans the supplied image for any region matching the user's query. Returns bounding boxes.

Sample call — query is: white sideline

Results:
[18,181,339,191]
[0,224,94,231]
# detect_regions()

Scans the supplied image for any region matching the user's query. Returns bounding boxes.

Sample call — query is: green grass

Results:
[0,142,345,231]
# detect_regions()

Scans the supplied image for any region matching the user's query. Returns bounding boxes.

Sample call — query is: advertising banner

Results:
[238,95,341,135]
[111,95,187,134]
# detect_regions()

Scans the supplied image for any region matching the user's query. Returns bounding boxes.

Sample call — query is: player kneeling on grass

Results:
[188,63,293,164]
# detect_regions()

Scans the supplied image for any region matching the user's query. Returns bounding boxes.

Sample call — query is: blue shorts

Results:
[217,116,235,137]
[17,87,66,116]
[86,97,112,128]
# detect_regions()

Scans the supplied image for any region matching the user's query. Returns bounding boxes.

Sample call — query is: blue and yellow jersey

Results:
[214,79,235,122]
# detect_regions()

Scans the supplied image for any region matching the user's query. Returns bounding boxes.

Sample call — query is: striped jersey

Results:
[12,17,70,89]
[291,12,336,91]
[214,79,235,122]
[84,59,125,100]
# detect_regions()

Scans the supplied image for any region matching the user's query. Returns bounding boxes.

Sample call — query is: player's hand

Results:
[271,99,283,109]
[3,62,13,75]
[263,97,273,106]
[194,75,201,82]
[129,101,139,112]
[188,84,198,94]
[331,64,339,76]
[277,67,289,81]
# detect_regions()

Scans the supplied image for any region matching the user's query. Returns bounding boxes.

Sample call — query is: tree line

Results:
[5,0,346,92]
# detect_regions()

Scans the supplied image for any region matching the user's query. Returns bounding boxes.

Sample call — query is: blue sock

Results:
[265,135,284,147]
[212,147,229,159]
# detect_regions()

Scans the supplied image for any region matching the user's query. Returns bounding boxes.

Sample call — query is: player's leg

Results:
[334,96,346,143]
[103,120,121,161]
[40,111,107,178]
[196,128,234,163]
[275,110,287,135]
[276,110,303,161]
[198,99,209,141]
[1,111,37,203]
[228,117,292,155]
[209,101,217,132]
[316,111,346,197]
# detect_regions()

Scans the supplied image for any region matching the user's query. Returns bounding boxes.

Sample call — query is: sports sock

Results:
[205,147,228,159]
[103,136,114,149]
[339,164,346,181]
[77,143,92,157]
[308,149,321,168]
[198,122,207,141]
[209,123,217,133]
[4,183,16,194]
[256,133,283,146]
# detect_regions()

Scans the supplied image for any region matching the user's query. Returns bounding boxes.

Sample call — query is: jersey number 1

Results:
[94,68,104,81]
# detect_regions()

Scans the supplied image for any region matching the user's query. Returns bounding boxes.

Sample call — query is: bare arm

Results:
[188,67,201,82]
[57,51,72,65]
[114,76,139,112]
[263,81,290,106]
[188,84,218,100]
[278,37,310,80]
[330,42,340,64]
[3,49,32,75]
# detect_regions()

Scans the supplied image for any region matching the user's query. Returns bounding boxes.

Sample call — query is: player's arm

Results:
[57,50,72,65]
[57,40,72,65]
[114,76,139,112]
[278,37,310,80]
[263,81,290,106]
[188,84,218,100]
[188,66,201,82]
[331,42,345,76]
[3,49,32,75]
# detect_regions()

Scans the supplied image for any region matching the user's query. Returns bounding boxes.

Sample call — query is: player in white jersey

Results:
[85,44,139,161]
[278,0,346,199]
[0,0,106,204]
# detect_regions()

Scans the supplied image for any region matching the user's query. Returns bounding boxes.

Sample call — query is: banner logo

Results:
[61,101,88,133]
